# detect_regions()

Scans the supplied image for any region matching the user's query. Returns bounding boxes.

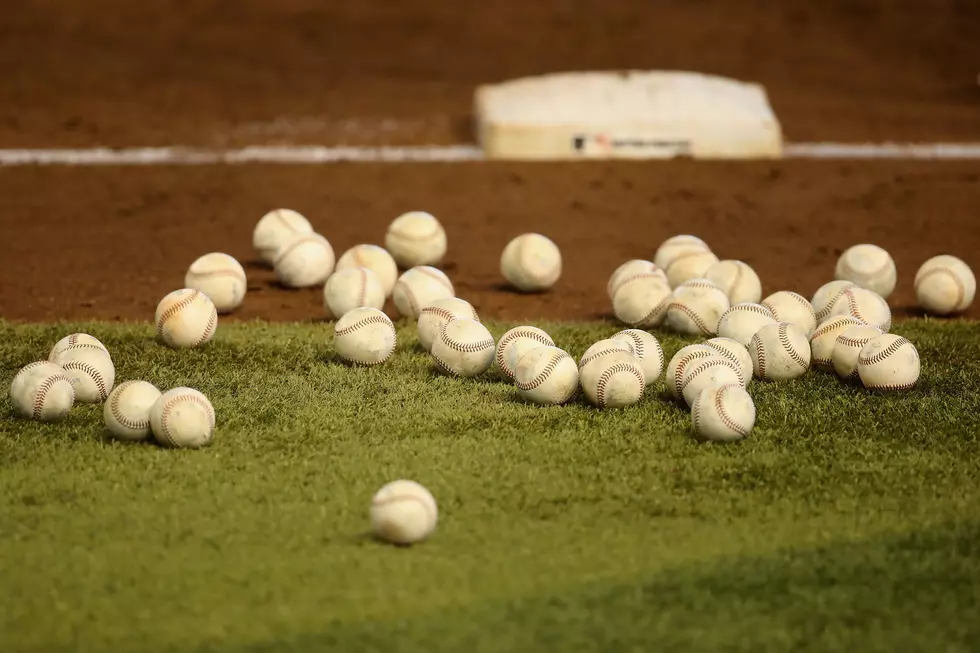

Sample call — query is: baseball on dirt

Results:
[335,244,400,297]
[417,297,480,353]
[665,249,720,288]
[155,289,218,349]
[914,255,976,315]
[579,351,645,409]
[333,307,397,366]
[48,333,109,362]
[761,291,817,337]
[704,259,763,305]
[514,345,579,405]
[323,267,386,319]
[835,243,897,298]
[431,319,495,377]
[610,329,664,383]
[809,315,865,370]
[692,384,756,442]
[184,252,247,314]
[611,273,672,328]
[679,355,743,407]
[385,211,448,269]
[500,233,562,292]
[607,259,666,299]
[253,208,314,265]
[749,322,811,381]
[149,387,216,449]
[857,334,920,391]
[666,278,730,335]
[653,234,711,270]
[716,302,778,348]
[831,324,884,380]
[392,265,455,320]
[273,232,335,288]
[828,286,892,332]
[9,361,75,421]
[55,346,115,403]
[495,325,555,379]
[104,380,163,441]
[370,479,438,545]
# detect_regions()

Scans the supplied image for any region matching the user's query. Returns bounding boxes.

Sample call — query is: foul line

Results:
[2,142,980,165]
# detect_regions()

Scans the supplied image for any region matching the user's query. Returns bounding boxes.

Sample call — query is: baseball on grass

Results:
[704,259,763,305]
[333,307,397,366]
[335,244,399,297]
[431,319,495,377]
[653,234,711,271]
[692,384,756,442]
[835,243,897,298]
[612,273,672,328]
[392,265,455,320]
[761,291,817,337]
[579,351,645,408]
[607,259,666,299]
[809,315,865,370]
[828,286,892,332]
[104,380,162,441]
[149,387,216,449]
[253,208,314,265]
[665,344,715,400]
[55,346,115,403]
[704,337,752,386]
[48,333,109,362]
[679,355,743,407]
[495,326,555,379]
[831,324,883,380]
[385,211,448,269]
[811,280,857,323]
[578,338,634,369]
[914,255,976,315]
[417,297,480,353]
[370,479,438,545]
[610,329,664,383]
[155,289,218,349]
[273,232,335,288]
[9,361,75,421]
[500,233,562,292]
[665,278,730,335]
[323,267,386,319]
[514,345,579,405]
[749,322,811,381]
[184,252,247,314]
[857,334,920,391]
[716,303,778,348]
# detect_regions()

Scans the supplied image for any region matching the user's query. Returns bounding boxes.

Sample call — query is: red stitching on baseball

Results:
[157,290,203,337]
[668,302,714,335]
[815,284,854,321]
[858,337,911,366]
[197,309,217,347]
[714,385,750,436]
[395,281,419,317]
[673,350,714,397]
[62,360,109,400]
[495,329,553,372]
[751,333,766,379]
[33,372,73,420]
[617,331,644,358]
[614,272,668,295]
[110,381,150,431]
[336,314,395,338]
[515,350,570,391]
[704,343,745,385]
[633,295,671,327]
[865,381,917,391]
[579,343,631,369]
[272,234,325,267]
[811,316,862,341]
[595,361,644,408]
[681,358,740,394]
[837,334,877,348]
[416,267,453,293]
[778,323,808,369]
[187,269,245,283]
[372,493,437,527]
[159,394,215,447]
[915,267,966,310]
[57,342,109,358]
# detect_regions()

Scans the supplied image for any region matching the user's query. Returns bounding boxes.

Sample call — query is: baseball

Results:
[607,259,666,299]
[653,234,711,270]
[252,208,314,265]
[610,329,664,383]
[704,259,763,305]
[495,326,555,379]
[104,380,163,442]
[323,267,386,319]
[417,297,480,353]
[48,333,109,362]
[431,319,495,377]
[392,265,455,320]
[716,302,778,348]
[828,286,892,332]
[149,387,216,449]
[514,345,579,405]
[857,334,921,392]
[273,232,335,288]
[809,315,865,370]
[611,273,671,328]
[679,355,743,407]
[704,337,752,386]
[914,255,976,315]
[665,344,716,400]
[184,252,247,314]
[385,211,448,269]
[9,361,75,421]
[835,243,897,298]
[692,384,756,442]
[580,351,645,408]
[811,280,857,323]
[500,233,562,292]
[665,249,721,289]
[335,244,400,297]
[761,291,817,337]
[370,479,438,545]
[578,338,634,369]
[831,324,884,380]
[54,346,115,403]
[666,278,730,335]
[333,307,397,366]
[749,322,811,381]
[155,289,218,349]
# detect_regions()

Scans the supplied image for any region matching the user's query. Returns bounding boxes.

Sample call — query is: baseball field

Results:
[2,2,979,652]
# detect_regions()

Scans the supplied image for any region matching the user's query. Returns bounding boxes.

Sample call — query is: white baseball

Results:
[578,338,634,369]
[666,278,730,336]
[811,280,857,323]
[704,259,763,305]
[323,267,386,319]
[431,319,495,377]
[417,297,480,353]
[749,322,811,381]
[832,325,884,380]
[495,326,555,379]
[273,232,335,288]
[679,355,743,408]
[610,329,664,383]
[607,259,666,299]
[253,208,314,265]
[500,233,562,292]
[392,265,455,320]
[665,250,720,289]
[704,337,751,386]
[611,273,672,328]
[335,244,399,297]
[104,380,162,441]
[809,315,865,370]
[385,211,448,268]
[835,243,897,298]
[333,307,397,366]
[48,333,109,362]
[155,289,218,349]
[55,347,115,403]
[370,479,438,545]
[716,303,778,348]
[653,234,711,270]
[150,387,215,449]
[857,334,920,392]
[828,286,892,332]
[665,344,716,400]
[914,255,976,315]
[9,361,75,421]
[692,384,756,442]
[580,352,645,409]
[514,346,579,405]
[183,252,247,314]
[761,291,817,337]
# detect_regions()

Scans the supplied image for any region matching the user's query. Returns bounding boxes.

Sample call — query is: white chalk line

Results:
[2,142,980,165]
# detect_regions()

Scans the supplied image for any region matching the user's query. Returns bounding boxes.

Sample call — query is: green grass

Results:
[1,317,979,653]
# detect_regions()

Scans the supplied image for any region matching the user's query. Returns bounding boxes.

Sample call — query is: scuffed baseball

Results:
[495,326,555,379]
[184,252,247,314]
[580,351,645,408]
[253,208,314,265]
[48,333,109,362]
[811,280,857,323]
[914,255,976,315]
[835,243,897,298]
[323,267,386,319]
[692,384,756,442]
[104,380,162,441]
[385,211,448,269]
[431,319,495,378]
[704,337,751,386]
[828,286,892,332]
[392,265,455,320]
[334,307,397,366]
[370,479,438,545]
[653,234,711,270]
[717,303,778,348]
[150,387,215,449]
[514,345,579,405]
[578,338,634,369]
[809,315,865,370]
[500,233,562,292]
[749,322,811,381]
[857,334,920,392]
[55,347,115,403]
[607,259,666,299]
[665,250,720,288]
[610,329,664,383]
[704,259,763,305]
[761,291,817,337]
[665,278,730,336]
[679,355,743,407]
[611,274,671,328]
[9,361,75,421]
[273,232,335,288]
[335,244,399,297]
[665,344,716,400]
[832,325,884,380]
[155,289,218,349]
[417,297,480,353]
